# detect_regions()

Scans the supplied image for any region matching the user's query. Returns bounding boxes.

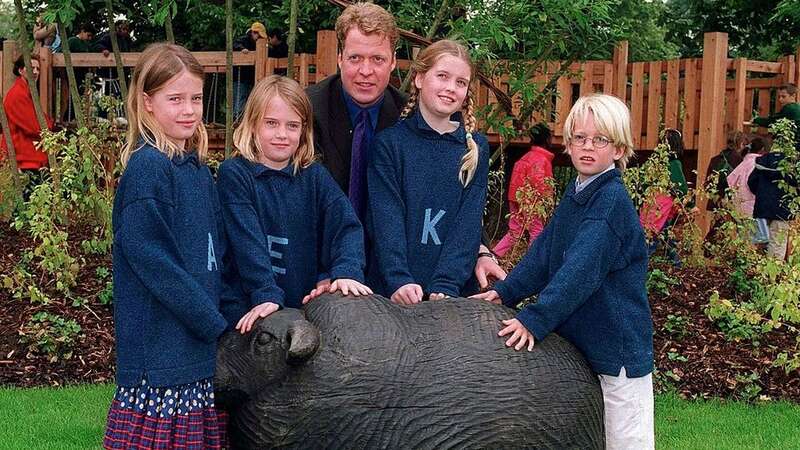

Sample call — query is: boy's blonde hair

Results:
[563,94,635,171]
[400,39,479,186]
[233,75,315,174]
[122,43,207,167]
[336,2,399,51]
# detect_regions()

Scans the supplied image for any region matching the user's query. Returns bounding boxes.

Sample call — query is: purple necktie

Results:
[348,109,369,221]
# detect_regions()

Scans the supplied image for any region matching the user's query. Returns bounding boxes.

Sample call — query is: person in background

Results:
[492,123,555,258]
[33,14,60,52]
[67,22,96,53]
[745,84,800,149]
[748,138,797,260]
[727,137,770,245]
[97,20,133,56]
[268,28,289,58]
[232,22,267,118]
[1,54,54,196]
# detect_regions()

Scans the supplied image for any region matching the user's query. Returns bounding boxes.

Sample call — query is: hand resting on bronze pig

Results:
[215,293,604,449]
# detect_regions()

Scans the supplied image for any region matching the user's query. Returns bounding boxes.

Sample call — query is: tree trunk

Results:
[286,0,298,79]
[0,95,21,189]
[400,0,451,92]
[104,0,128,101]
[13,0,58,177]
[224,0,233,158]
[164,11,175,44]
[57,20,86,128]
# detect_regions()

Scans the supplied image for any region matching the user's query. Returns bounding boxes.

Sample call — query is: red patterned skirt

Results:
[103,377,228,449]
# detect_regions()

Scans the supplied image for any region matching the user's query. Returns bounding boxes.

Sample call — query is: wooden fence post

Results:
[38,46,52,118]
[612,41,628,101]
[664,59,680,130]
[796,46,800,87]
[315,30,338,82]
[731,57,748,132]
[630,62,645,149]
[645,61,662,149]
[255,38,267,81]
[697,32,729,231]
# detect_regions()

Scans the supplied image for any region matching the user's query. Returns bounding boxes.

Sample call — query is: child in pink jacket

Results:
[493,124,554,257]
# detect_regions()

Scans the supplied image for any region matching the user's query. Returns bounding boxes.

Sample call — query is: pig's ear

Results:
[287,319,320,364]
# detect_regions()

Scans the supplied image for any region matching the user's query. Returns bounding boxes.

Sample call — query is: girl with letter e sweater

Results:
[473,94,655,450]
[104,44,228,449]
[367,40,489,304]
[218,75,371,334]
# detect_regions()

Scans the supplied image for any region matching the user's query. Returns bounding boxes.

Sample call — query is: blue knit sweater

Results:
[218,157,365,322]
[494,169,654,377]
[366,110,489,297]
[112,145,228,387]
[747,152,797,220]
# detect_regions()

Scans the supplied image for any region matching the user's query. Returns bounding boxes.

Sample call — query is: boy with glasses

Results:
[473,93,654,449]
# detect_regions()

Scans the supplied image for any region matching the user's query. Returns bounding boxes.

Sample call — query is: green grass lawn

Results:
[1,385,799,449]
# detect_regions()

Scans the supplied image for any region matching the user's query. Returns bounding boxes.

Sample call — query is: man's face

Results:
[20,60,40,82]
[79,31,93,41]
[117,24,130,38]
[337,28,395,107]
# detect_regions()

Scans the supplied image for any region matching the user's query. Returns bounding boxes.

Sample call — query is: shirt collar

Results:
[574,163,617,194]
[341,85,383,131]
[244,157,295,178]
[406,109,467,143]
[173,151,199,166]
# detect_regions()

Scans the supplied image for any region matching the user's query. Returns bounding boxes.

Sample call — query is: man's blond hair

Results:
[335,2,399,51]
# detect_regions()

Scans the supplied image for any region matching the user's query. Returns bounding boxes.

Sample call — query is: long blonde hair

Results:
[122,43,207,167]
[233,75,315,174]
[563,94,635,171]
[400,40,479,186]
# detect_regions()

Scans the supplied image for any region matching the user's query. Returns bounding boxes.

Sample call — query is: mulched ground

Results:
[1,223,798,402]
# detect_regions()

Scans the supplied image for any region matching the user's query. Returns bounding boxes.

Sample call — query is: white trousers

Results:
[598,367,655,450]
[767,220,790,260]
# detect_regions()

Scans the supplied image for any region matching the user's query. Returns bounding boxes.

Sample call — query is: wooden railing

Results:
[2,31,800,190]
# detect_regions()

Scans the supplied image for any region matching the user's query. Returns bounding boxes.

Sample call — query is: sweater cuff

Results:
[250,285,285,309]
[387,275,417,297]
[427,282,459,298]
[515,306,550,342]
[494,281,519,308]
[330,265,365,284]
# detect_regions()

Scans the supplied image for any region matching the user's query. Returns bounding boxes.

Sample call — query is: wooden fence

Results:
[2,31,800,190]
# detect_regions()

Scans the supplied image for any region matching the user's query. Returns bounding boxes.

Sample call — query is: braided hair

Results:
[400,40,479,186]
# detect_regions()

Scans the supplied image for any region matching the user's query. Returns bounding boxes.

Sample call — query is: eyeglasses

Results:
[570,135,611,149]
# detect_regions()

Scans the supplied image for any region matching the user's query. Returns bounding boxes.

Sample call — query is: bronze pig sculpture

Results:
[216,294,604,449]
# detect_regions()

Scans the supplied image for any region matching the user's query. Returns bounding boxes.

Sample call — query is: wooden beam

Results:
[745,60,783,74]
[254,38,267,81]
[38,47,52,118]
[683,59,698,149]
[645,61,662,149]
[664,59,680,130]
[731,58,747,132]
[697,32,729,230]
[315,30,338,82]
[602,62,614,95]
[579,62,592,96]
[630,62,645,148]
[612,41,628,100]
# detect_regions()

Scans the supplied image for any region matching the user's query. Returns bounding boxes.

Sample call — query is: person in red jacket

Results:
[1,54,53,175]
[493,124,555,257]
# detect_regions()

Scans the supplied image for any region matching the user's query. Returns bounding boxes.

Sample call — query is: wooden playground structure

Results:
[3,31,800,192]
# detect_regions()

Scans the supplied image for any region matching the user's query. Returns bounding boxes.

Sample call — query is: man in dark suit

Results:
[307,2,505,292]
